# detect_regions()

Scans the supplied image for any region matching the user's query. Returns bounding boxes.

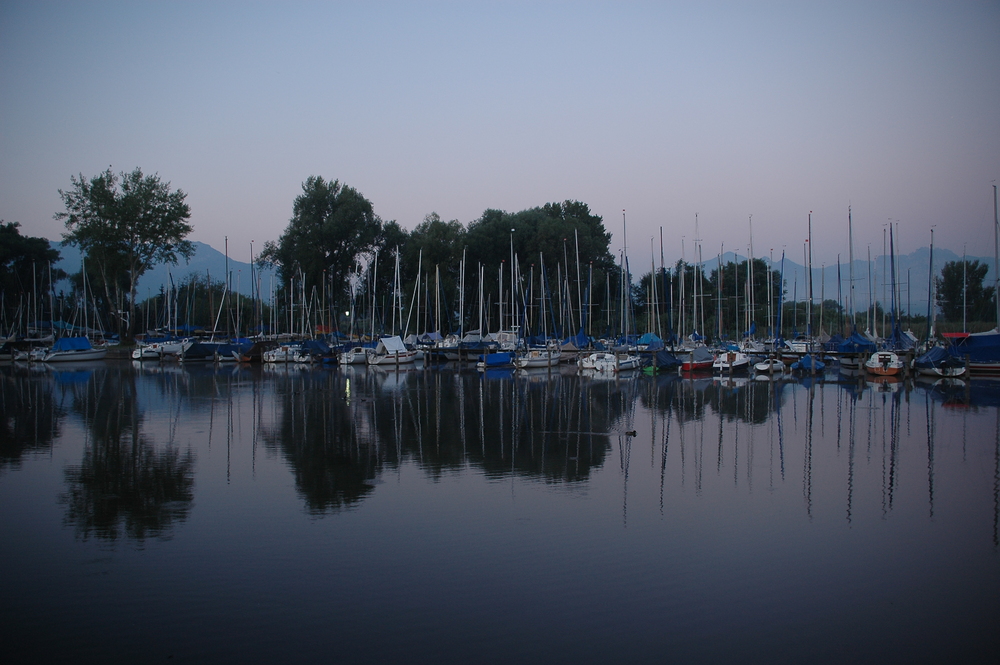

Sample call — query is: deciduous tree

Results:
[259,176,382,308]
[936,259,995,323]
[56,168,193,339]
[0,221,66,328]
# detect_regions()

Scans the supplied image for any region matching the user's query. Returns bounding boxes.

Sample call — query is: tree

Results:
[0,221,66,331]
[259,176,382,314]
[56,168,193,340]
[936,260,995,323]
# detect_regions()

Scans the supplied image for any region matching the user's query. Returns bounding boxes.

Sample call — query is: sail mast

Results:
[807,211,813,337]
[848,207,855,328]
[925,228,934,345]
[994,184,999,329]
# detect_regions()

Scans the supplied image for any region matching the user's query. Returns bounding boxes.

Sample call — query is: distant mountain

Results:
[681,248,996,316]
[51,241,275,298]
[48,239,995,316]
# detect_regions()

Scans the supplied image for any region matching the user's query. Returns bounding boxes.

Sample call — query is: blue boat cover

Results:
[947,330,1000,363]
[653,350,681,369]
[480,352,515,367]
[52,336,92,352]
[791,355,825,371]
[837,331,876,354]
[914,346,964,369]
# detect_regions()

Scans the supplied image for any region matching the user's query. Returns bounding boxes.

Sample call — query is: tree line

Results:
[0,167,995,342]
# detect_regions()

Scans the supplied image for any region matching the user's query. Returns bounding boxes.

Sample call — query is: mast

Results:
[848,207,855,329]
[748,215,755,339]
[767,249,773,338]
[807,211,813,337]
[994,184,999,329]
[510,228,516,333]
[889,224,898,340]
[460,248,466,336]
[836,256,843,335]
[777,251,785,339]
[963,246,968,333]
[691,213,705,336]
[370,251,378,340]
[679,238,686,338]
[698,241,705,339]
[575,229,583,336]
[867,246,873,335]
[925,228,934,344]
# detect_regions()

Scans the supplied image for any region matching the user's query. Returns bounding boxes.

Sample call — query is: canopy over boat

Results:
[914,346,965,370]
[51,336,93,352]
[375,336,407,354]
[946,329,1000,363]
[837,330,876,355]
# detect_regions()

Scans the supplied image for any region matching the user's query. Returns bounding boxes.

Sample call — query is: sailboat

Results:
[366,334,417,366]
[36,335,108,362]
[945,185,1000,375]
[837,207,873,371]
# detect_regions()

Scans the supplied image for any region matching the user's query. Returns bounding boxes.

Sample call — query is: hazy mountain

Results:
[670,247,996,316]
[51,241,275,298]
[48,239,995,316]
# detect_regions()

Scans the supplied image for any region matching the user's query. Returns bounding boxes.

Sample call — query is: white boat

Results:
[152,338,193,360]
[865,351,904,377]
[338,346,369,365]
[753,358,785,374]
[367,335,418,366]
[131,345,160,360]
[37,336,108,362]
[838,355,863,372]
[713,351,750,373]
[578,351,641,372]
[131,337,186,360]
[784,335,820,354]
[263,344,299,363]
[578,352,613,370]
[515,342,561,369]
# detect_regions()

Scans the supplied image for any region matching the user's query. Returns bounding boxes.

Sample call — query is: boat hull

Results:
[865,352,903,376]
[42,347,108,362]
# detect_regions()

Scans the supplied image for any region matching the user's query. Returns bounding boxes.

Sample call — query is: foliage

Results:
[0,221,66,328]
[935,260,996,323]
[259,176,382,307]
[135,274,270,335]
[459,201,615,335]
[56,168,193,339]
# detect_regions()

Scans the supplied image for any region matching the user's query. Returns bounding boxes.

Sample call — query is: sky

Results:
[2,1,999,270]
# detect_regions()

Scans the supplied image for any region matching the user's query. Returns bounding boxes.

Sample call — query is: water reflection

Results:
[1,365,65,471]
[254,365,621,513]
[59,364,195,543]
[3,362,999,545]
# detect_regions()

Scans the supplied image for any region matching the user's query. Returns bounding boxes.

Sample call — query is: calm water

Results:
[2,361,998,664]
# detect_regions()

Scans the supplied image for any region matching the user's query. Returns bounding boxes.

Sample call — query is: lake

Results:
[2,361,998,664]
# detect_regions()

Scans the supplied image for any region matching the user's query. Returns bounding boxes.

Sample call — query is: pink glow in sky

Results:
[2,1,998,267]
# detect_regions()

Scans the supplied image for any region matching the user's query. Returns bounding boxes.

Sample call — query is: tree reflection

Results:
[256,367,621,514]
[258,369,379,514]
[0,368,65,472]
[61,365,194,543]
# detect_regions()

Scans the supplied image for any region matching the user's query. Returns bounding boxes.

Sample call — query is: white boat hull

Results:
[42,347,108,362]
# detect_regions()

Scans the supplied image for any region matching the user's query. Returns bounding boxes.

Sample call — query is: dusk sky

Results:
[2,1,998,269]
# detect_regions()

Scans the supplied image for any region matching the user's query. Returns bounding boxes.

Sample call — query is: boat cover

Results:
[52,336,92,352]
[947,329,1000,363]
[376,336,407,354]
[914,346,964,369]
[837,330,876,354]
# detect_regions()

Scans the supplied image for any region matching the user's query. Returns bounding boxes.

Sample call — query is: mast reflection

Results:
[1,365,65,472]
[60,364,195,543]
